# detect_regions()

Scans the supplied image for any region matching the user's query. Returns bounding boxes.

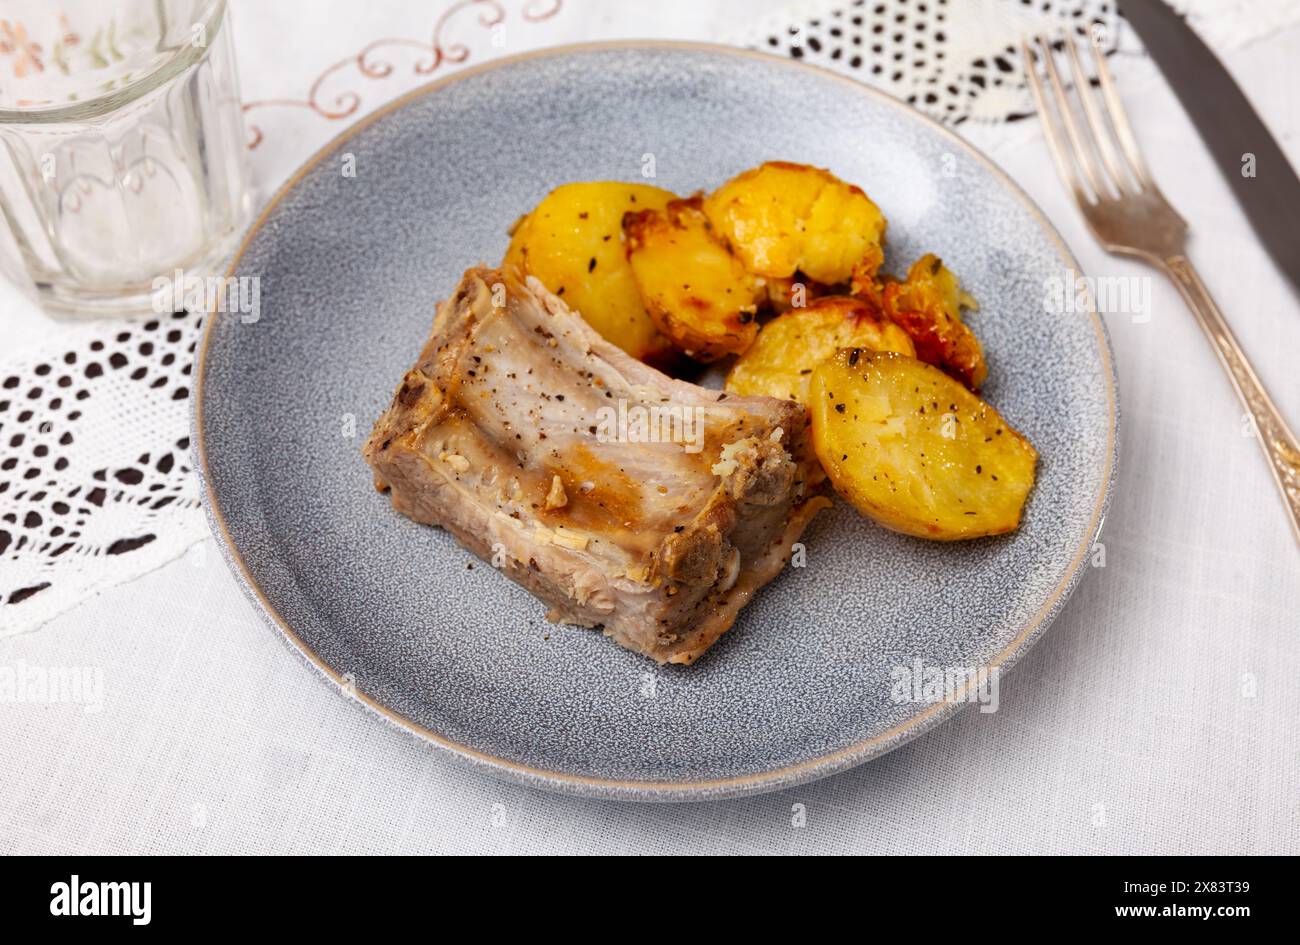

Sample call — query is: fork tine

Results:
[1088,30,1153,188]
[1064,37,1127,196]
[1035,34,1105,199]
[1021,38,1090,206]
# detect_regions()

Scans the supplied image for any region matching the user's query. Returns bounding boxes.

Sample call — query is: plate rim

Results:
[193,39,1120,802]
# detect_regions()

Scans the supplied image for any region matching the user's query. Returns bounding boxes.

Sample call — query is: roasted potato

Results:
[809,349,1037,540]
[726,296,915,405]
[879,253,988,390]
[703,162,887,286]
[624,196,766,361]
[504,181,679,366]
[849,255,885,308]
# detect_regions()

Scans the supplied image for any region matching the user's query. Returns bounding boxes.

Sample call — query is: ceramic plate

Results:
[194,42,1118,801]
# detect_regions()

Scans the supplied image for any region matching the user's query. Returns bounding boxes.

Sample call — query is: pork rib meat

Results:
[363,266,828,664]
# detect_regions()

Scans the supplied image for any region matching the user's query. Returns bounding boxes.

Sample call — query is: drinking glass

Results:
[0,0,250,317]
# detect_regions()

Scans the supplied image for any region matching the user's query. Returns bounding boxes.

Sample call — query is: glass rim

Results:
[0,0,228,124]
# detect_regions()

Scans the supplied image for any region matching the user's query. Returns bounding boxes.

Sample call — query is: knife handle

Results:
[1163,254,1300,547]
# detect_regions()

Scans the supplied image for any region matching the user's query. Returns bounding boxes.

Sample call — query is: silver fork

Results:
[1023,32,1300,547]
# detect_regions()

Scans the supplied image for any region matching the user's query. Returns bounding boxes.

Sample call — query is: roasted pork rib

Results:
[363,267,828,664]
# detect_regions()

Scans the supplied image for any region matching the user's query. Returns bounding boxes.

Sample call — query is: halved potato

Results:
[703,162,886,286]
[624,196,766,361]
[726,296,915,405]
[504,181,679,367]
[879,253,988,390]
[809,349,1037,540]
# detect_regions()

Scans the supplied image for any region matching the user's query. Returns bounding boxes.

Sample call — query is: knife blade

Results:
[1119,0,1300,298]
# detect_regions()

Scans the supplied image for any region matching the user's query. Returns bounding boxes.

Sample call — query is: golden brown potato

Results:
[703,162,887,286]
[809,349,1037,540]
[504,181,679,367]
[726,296,915,405]
[624,196,766,362]
[849,255,885,308]
[879,253,987,390]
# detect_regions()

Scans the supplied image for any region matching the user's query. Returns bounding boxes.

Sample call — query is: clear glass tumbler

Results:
[0,0,250,317]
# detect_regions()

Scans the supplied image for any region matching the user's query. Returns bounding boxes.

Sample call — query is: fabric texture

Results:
[0,0,1297,854]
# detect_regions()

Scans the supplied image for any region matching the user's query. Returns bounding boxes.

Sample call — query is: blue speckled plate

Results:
[194,42,1118,801]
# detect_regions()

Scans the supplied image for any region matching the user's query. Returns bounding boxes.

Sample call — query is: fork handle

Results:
[1163,254,1300,547]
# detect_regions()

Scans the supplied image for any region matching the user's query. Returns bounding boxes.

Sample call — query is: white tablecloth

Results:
[2,0,1298,855]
